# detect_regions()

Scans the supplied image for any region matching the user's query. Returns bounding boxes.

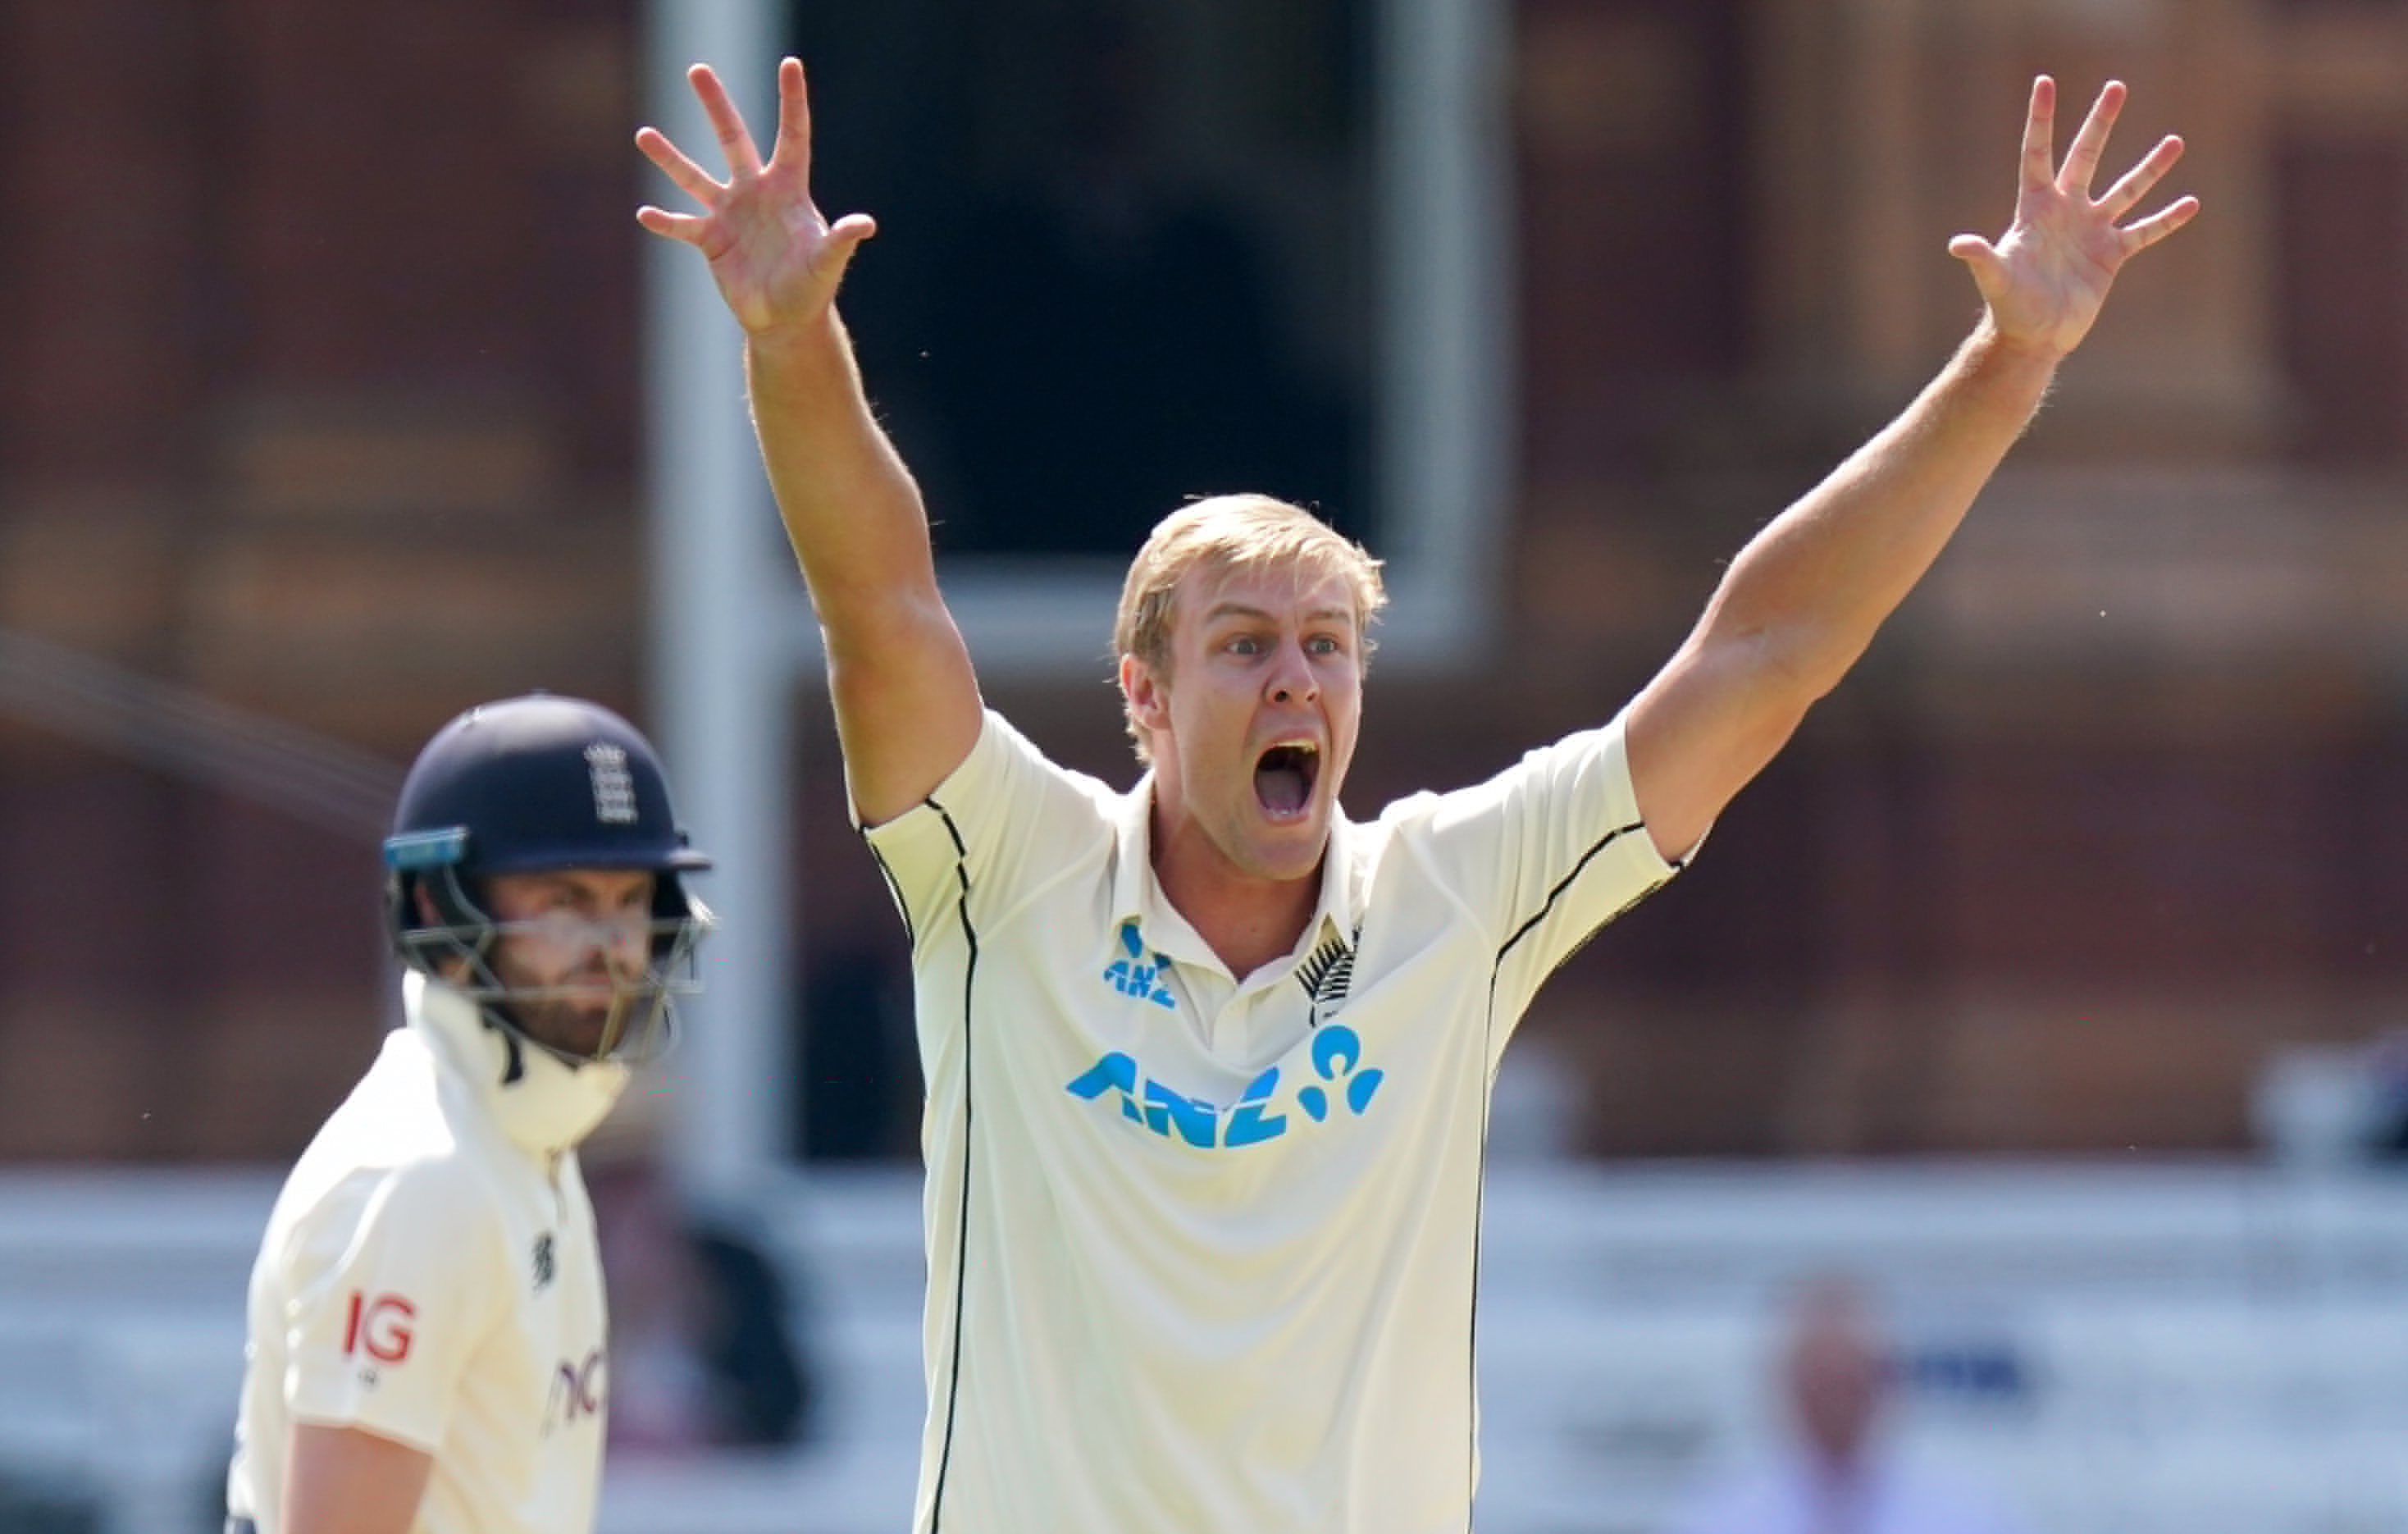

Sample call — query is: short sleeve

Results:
[276,1159,504,1451]
[860,710,1116,953]
[1399,710,1680,1024]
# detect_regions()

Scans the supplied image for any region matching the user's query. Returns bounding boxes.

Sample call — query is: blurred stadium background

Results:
[4,0,2408,1528]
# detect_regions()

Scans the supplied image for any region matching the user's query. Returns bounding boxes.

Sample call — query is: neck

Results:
[1149,815,1322,981]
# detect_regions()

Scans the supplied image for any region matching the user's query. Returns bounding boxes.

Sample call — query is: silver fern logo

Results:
[585,744,637,824]
[1297,928,1358,1025]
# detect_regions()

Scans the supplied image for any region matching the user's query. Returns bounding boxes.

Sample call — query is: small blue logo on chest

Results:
[1101,920,1177,1008]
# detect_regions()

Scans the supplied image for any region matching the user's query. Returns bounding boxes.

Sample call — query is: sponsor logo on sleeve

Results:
[343,1291,417,1385]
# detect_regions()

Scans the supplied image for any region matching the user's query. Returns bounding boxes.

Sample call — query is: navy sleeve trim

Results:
[1493,820,1652,967]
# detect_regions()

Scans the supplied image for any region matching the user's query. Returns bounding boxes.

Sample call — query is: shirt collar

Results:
[1109,770,1362,975]
[405,970,629,1154]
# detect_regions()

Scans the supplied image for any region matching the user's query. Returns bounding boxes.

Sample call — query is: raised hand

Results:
[634,57,875,336]
[1948,75,2198,359]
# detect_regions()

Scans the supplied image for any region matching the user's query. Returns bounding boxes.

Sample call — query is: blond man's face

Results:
[1124,559,1363,883]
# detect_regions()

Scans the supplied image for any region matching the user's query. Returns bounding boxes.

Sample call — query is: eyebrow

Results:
[1202,601,1357,628]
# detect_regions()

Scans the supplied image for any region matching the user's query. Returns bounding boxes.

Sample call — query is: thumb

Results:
[817,213,878,286]
[1948,234,2005,299]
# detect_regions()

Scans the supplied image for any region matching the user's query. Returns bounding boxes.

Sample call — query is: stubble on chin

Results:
[516,1000,613,1060]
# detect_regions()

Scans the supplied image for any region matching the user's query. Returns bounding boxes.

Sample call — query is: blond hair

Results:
[1113,495,1386,760]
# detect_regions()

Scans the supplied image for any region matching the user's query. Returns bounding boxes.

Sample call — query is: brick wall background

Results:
[6,0,2408,1162]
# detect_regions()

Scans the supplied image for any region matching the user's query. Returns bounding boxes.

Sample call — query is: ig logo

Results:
[343,1292,416,1364]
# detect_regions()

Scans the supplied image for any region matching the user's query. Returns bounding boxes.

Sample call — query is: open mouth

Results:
[1253,741,1320,819]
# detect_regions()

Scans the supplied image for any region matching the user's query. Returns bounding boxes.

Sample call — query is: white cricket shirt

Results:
[863,708,1680,1533]
[226,973,625,1534]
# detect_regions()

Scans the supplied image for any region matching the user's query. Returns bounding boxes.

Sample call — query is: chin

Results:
[1247,824,1329,883]
[525,1006,612,1060]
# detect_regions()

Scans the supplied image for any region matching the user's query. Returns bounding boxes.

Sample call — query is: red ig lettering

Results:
[344,1292,416,1364]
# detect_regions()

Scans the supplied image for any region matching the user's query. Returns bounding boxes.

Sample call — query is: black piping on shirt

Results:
[864,796,978,1533]
[1471,817,1665,1527]
[1494,820,1653,970]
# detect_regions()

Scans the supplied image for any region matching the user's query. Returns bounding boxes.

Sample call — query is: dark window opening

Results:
[788,0,1376,557]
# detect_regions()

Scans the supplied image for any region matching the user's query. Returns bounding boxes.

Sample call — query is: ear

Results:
[1120,651,1171,738]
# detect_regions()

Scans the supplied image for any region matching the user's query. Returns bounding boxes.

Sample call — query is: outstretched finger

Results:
[687,63,766,179]
[2096,135,2185,222]
[2118,193,2200,254]
[633,126,724,207]
[2018,75,2059,193]
[769,58,817,186]
[2058,79,2128,196]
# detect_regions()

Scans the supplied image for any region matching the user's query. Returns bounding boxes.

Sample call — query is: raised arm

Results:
[1625,75,2197,861]
[636,58,981,827]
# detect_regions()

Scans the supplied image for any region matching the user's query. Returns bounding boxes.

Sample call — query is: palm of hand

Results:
[700,175,846,335]
[1981,194,2125,355]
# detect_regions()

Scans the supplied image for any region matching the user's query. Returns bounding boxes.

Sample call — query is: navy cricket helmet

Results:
[384,693,714,1069]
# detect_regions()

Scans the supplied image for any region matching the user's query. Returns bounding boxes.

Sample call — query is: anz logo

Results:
[1065,1024,1384,1150]
[1074,920,1379,1149]
[1101,920,1176,1008]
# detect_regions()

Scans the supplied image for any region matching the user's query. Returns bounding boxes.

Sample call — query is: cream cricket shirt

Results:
[226,973,623,1534]
[864,709,1681,1534]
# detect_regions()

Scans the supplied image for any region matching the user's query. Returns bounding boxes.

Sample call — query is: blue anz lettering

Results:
[1296,1024,1384,1123]
[1222,1068,1287,1147]
[1064,1051,1142,1122]
[1101,920,1178,1008]
[1063,1039,1380,1148]
[1142,1080,1219,1148]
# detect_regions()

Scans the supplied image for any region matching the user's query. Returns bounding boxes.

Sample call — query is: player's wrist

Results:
[1971,308,2077,372]
[1964,313,2070,390]
[744,306,844,355]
